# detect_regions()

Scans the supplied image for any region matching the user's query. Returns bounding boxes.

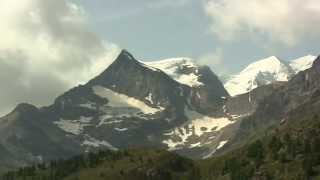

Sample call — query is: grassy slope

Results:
[198,114,320,180]
[2,115,320,180]
[64,149,198,180]
[1,149,198,180]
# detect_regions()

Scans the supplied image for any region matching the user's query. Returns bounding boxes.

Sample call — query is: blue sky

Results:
[77,0,320,74]
[0,0,320,115]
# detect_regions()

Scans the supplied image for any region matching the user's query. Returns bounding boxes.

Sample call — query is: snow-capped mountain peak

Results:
[290,55,317,73]
[225,55,317,96]
[225,56,294,96]
[144,58,203,87]
[242,56,289,75]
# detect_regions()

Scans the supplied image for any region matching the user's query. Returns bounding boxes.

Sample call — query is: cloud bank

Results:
[0,0,120,115]
[198,48,226,72]
[205,0,320,46]
[146,0,190,9]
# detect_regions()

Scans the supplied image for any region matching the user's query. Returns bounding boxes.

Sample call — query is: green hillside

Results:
[2,115,320,180]
[1,149,198,180]
[199,114,320,180]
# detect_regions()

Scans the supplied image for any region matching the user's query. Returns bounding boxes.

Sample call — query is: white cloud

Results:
[0,0,120,115]
[98,0,191,22]
[198,48,223,67]
[205,0,320,46]
[197,48,229,75]
[146,0,190,9]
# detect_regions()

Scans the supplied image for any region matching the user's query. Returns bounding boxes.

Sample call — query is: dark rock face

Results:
[190,66,229,116]
[88,50,229,116]
[225,82,285,116]
[13,103,39,114]
[0,103,81,169]
[221,55,320,154]
[88,50,190,121]
[0,50,231,169]
[312,56,320,73]
[1,50,319,168]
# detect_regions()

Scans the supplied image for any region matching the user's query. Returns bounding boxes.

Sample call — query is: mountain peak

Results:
[257,56,281,63]
[225,54,318,96]
[12,103,38,114]
[145,57,194,66]
[290,55,316,73]
[101,49,143,73]
[144,57,205,87]
[112,49,137,64]
[118,49,135,60]
[266,56,280,61]
[88,49,144,87]
[225,56,293,96]
[312,55,320,71]
[241,56,291,78]
[245,56,282,70]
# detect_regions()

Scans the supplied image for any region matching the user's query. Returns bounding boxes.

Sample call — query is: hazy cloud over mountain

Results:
[0,0,120,115]
[205,0,320,46]
[1,0,319,116]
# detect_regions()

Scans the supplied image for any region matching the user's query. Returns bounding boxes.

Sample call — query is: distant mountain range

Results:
[0,50,234,170]
[4,81,320,179]
[1,49,320,177]
[225,55,316,96]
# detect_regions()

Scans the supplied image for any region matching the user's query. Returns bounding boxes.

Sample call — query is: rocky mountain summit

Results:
[1,49,318,172]
[225,55,316,96]
[0,50,235,170]
[220,55,320,154]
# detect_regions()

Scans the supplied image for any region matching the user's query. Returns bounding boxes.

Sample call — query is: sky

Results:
[78,0,320,72]
[0,0,320,115]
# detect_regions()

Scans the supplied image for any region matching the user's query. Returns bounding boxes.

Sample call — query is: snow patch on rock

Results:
[146,93,153,104]
[144,58,204,87]
[82,135,117,150]
[217,140,228,150]
[79,102,96,110]
[114,127,128,132]
[163,108,235,150]
[54,116,92,135]
[202,140,229,159]
[93,86,164,114]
